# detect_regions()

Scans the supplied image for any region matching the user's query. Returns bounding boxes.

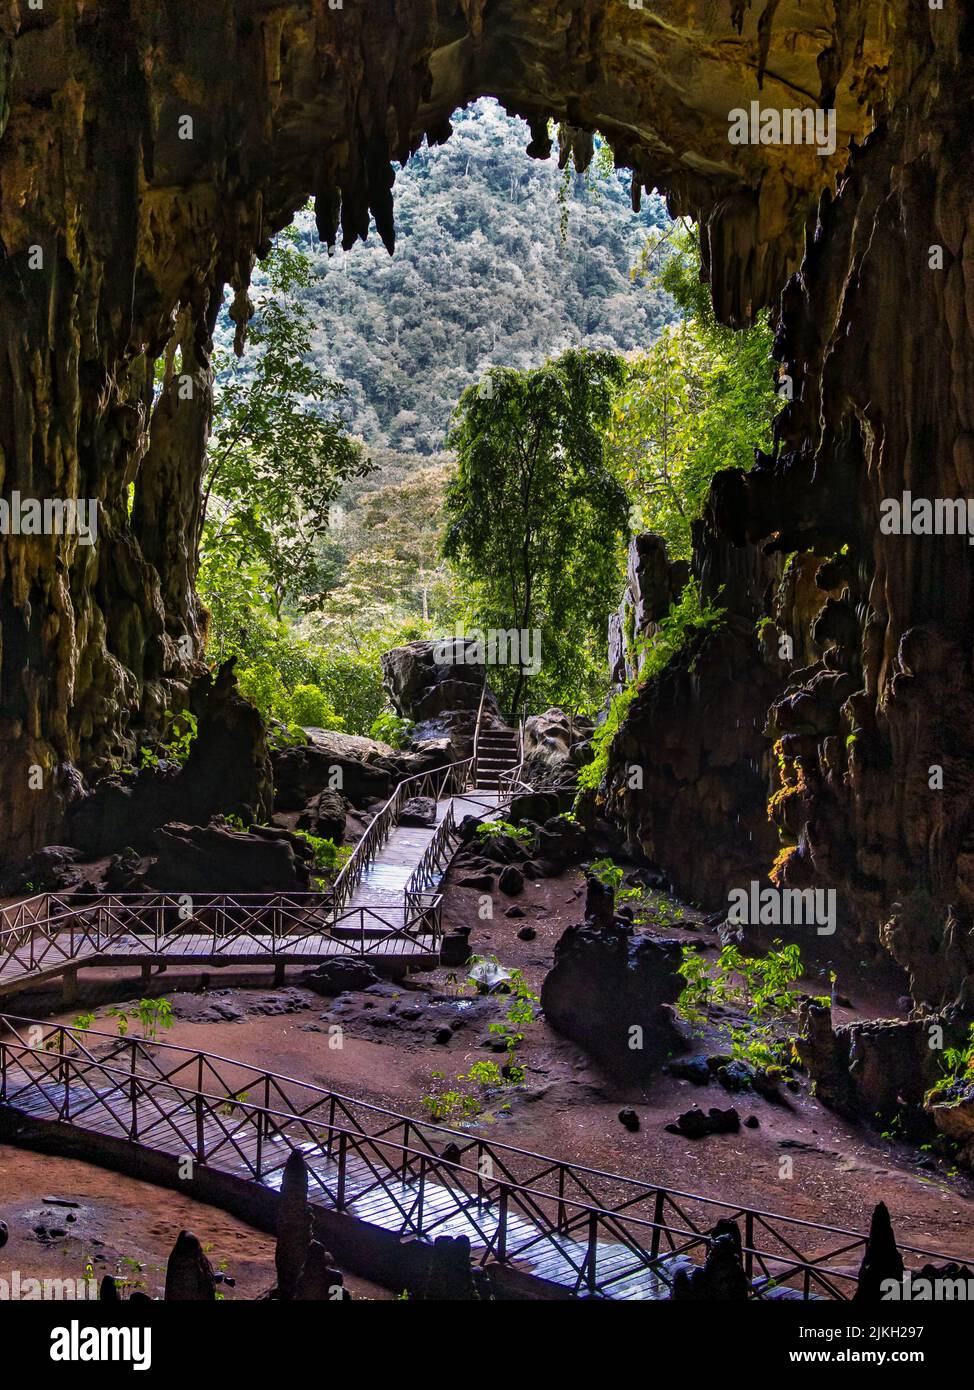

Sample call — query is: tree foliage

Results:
[202,229,369,615]
[444,349,629,712]
[605,224,781,559]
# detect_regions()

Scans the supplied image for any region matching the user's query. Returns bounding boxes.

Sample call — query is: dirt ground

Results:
[3,866,974,1288]
[0,1146,389,1299]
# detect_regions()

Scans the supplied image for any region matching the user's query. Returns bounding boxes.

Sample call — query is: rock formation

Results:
[541,876,685,1076]
[381,638,502,753]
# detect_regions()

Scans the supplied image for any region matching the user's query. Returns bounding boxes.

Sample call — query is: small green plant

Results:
[487,967,538,1084]
[108,998,174,1041]
[267,721,308,751]
[929,1022,974,1099]
[676,948,712,1028]
[72,1012,96,1032]
[107,1006,130,1037]
[474,819,533,845]
[370,711,416,749]
[161,709,198,764]
[293,830,352,877]
[587,857,625,891]
[132,997,174,1041]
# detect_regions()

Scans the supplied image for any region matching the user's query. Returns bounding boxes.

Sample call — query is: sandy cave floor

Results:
[2,867,974,1295]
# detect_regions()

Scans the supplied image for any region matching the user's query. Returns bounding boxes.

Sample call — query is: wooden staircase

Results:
[474,727,520,791]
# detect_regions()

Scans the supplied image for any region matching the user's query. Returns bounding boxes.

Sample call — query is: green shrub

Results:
[370,711,416,748]
[288,683,344,730]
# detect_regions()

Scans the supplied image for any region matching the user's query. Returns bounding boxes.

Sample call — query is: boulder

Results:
[666,1106,741,1139]
[419,1234,479,1301]
[296,1242,350,1301]
[164,1231,216,1301]
[296,789,349,842]
[272,731,393,811]
[145,821,313,894]
[381,639,503,757]
[498,865,524,896]
[399,796,437,828]
[670,1220,748,1300]
[68,661,273,858]
[303,958,380,995]
[541,892,684,1077]
[0,844,83,896]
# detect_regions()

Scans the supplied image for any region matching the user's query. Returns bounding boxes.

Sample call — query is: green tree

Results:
[606,224,781,558]
[444,348,628,713]
[200,227,369,615]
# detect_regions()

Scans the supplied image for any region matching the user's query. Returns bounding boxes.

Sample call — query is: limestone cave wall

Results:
[604,4,974,1008]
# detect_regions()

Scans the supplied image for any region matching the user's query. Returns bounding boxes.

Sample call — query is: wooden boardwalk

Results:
[1,1016,968,1300]
[0,783,502,998]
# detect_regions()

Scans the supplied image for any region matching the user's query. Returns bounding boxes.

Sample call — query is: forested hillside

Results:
[202,103,776,732]
[217,100,675,455]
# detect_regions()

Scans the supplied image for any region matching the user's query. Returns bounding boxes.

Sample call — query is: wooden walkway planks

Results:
[0,787,501,995]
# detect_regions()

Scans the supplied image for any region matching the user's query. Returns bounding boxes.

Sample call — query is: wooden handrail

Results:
[0,1016,966,1298]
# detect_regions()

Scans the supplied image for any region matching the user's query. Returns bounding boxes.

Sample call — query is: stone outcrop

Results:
[66,661,273,858]
[541,877,684,1077]
[608,534,690,691]
[164,1230,217,1301]
[795,1001,968,1123]
[144,821,314,895]
[381,638,502,754]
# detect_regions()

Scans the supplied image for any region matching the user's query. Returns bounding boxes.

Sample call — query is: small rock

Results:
[666,1056,711,1086]
[744,1114,760,1129]
[717,1061,753,1092]
[666,1106,740,1139]
[618,1107,640,1133]
[457,873,495,891]
[434,1027,453,1045]
[504,905,526,919]
[498,865,524,896]
[399,796,437,828]
[517,926,536,942]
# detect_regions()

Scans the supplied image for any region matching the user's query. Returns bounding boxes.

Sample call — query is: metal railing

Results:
[0,888,444,983]
[0,1014,967,1299]
[328,758,474,922]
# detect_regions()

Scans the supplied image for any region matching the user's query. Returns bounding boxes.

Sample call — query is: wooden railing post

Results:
[416,1155,426,1234]
[586,1213,599,1293]
[336,1132,348,1210]
[650,1188,665,1260]
[496,1183,509,1263]
[128,1039,138,1139]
